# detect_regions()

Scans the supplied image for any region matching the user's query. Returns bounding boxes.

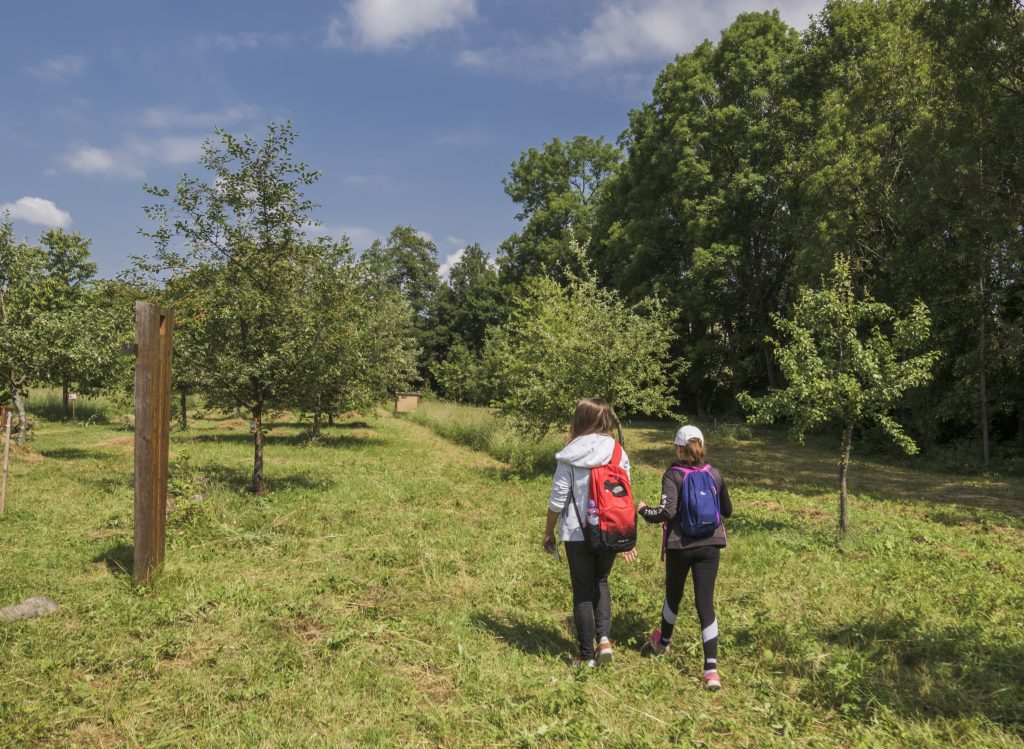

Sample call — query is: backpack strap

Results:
[610,441,622,467]
[566,466,586,532]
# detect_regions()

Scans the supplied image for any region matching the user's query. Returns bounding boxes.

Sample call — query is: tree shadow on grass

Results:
[92,542,133,577]
[199,464,335,494]
[473,612,575,657]
[37,446,107,461]
[182,431,386,449]
[780,614,1024,728]
[725,515,798,534]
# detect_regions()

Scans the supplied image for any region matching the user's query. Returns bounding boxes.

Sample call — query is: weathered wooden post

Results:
[0,410,11,515]
[127,302,174,584]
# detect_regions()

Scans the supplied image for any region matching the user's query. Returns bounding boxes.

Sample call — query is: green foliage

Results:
[484,240,682,435]
[291,241,419,427]
[426,243,509,402]
[142,122,330,491]
[361,225,440,381]
[596,11,807,412]
[499,135,621,285]
[429,342,491,406]
[740,255,939,530]
[741,256,939,452]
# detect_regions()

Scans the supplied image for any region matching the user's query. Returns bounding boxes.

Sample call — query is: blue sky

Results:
[1,0,822,277]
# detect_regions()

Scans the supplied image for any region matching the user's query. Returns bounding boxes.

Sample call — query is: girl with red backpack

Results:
[542,398,637,668]
[637,425,732,689]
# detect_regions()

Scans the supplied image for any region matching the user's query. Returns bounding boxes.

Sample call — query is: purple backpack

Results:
[672,464,720,537]
[660,464,721,559]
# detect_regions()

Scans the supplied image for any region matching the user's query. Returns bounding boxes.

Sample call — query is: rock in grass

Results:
[0,596,59,622]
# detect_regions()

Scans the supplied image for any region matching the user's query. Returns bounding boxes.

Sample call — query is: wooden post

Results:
[131,302,174,584]
[0,411,11,515]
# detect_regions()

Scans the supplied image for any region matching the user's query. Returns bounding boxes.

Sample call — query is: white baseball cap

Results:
[673,425,704,446]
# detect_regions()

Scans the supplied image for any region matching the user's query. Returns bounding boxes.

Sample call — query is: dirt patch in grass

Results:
[278,616,329,644]
[217,418,249,430]
[66,719,125,748]
[13,447,44,463]
[393,661,457,704]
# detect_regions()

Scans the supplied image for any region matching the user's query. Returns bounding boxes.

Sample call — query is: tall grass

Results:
[407,400,562,473]
[19,388,125,424]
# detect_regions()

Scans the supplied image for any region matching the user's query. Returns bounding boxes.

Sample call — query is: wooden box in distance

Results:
[394,392,421,413]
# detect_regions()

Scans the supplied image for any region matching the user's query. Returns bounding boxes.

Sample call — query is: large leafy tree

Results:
[740,256,939,533]
[361,225,440,381]
[0,219,45,444]
[34,230,128,417]
[291,238,418,435]
[483,241,681,435]
[426,243,509,402]
[596,12,808,416]
[143,122,323,493]
[498,135,621,285]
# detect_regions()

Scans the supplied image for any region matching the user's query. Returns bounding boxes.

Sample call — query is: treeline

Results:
[1,0,1020,488]
[429,0,1024,468]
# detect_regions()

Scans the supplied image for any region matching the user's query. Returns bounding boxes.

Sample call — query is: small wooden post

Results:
[70,393,78,421]
[0,411,11,515]
[131,302,174,584]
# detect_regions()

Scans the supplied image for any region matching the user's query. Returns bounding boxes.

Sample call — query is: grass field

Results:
[1,400,1022,747]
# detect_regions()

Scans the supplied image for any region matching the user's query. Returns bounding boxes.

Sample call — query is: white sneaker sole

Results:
[596,648,613,666]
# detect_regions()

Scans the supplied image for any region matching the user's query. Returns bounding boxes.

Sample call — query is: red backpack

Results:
[570,443,637,553]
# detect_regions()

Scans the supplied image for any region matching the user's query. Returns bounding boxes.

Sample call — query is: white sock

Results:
[599,636,610,645]
[703,669,718,677]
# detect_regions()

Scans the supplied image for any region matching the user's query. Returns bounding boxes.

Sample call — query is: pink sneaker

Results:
[703,671,721,690]
[649,628,669,655]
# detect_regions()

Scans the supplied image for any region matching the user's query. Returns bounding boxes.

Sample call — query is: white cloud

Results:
[326,0,476,49]
[438,246,466,279]
[1,197,72,228]
[416,229,435,244]
[63,135,206,179]
[27,55,89,81]
[458,0,822,79]
[64,145,144,179]
[140,104,259,129]
[143,136,207,165]
[446,235,467,247]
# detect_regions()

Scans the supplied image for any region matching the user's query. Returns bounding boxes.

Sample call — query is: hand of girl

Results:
[636,502,647,512]
[542,532,557,555]
[620,548,638,562]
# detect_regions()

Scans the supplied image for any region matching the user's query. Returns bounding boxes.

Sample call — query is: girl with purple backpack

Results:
[636,425,732,689]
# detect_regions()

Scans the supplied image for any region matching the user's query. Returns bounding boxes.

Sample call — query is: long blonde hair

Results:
[569,398,613,440]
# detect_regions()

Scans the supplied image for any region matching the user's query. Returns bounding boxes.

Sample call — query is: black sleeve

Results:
[713,468,732,518]
[638,470,680,524]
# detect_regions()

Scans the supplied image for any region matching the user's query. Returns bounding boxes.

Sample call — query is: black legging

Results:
[657,546,719,671]
[564,541,617,660]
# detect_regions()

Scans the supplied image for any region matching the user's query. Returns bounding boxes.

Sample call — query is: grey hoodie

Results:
[548,434,632,542]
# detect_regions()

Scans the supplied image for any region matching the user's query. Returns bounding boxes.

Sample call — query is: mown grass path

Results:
[1,412,1022,747]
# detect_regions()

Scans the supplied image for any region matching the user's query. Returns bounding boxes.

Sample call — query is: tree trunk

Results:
[251,401,265,494]
[312,411,322,438]
[13,387,27,447]
[62,381,70,419]
[979,269,990,469]
[838,423,853,535]
[179,391,188,430]
[327,412,334,427]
